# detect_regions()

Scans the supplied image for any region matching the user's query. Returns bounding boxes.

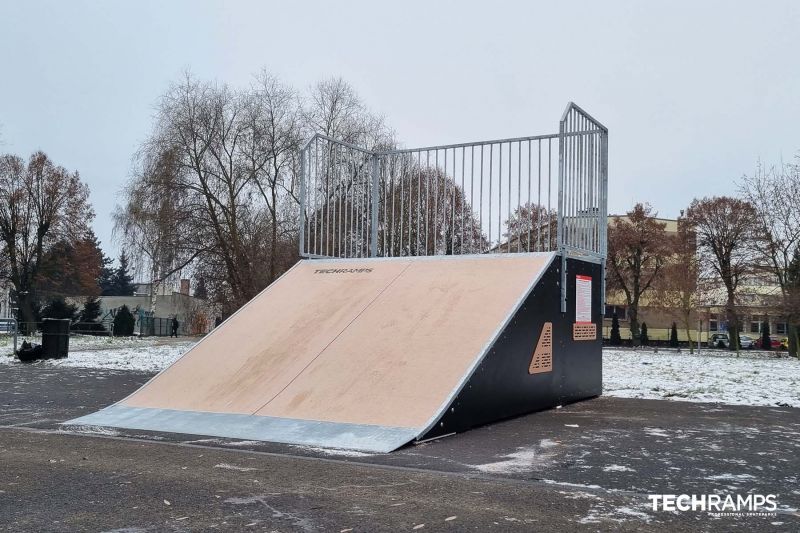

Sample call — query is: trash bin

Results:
[42,318,70,359]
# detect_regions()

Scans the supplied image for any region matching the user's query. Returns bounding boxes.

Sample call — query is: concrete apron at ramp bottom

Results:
[65,253,555,452]
[67,405,416,453]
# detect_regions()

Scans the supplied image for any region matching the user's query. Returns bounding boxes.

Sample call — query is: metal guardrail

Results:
[298,102,607,263]
[0,318,18,355]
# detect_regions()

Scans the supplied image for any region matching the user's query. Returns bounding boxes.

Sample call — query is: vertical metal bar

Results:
[403,153,414,255]
[334,144,340,256]
[315,138,321,255]
[527,139,532,252]
[499,142,503,251]
[557,109,567,313]
[324,142,330,257]
[390,153,396,255]
[470,145,475,252]
[547,138,552,251]
[488,144,493,251]
[479,145,484,252]
[435,150,440,254]
[536,139,541,251]
[461,147,465,253]
[370,152,379,257]
[442,148,449,255]
[400,154,405,255]
[517,141,521,253]
[417,151,422,255]
[299,146,306,257]
[425,151,430,254]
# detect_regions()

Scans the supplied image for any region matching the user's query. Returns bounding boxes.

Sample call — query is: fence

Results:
[298,102,607,263]
[13,321,113,338]
[0,318,17,355]
[137,316,185,337]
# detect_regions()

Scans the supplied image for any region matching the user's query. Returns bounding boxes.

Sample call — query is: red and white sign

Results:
[575,275,592,323]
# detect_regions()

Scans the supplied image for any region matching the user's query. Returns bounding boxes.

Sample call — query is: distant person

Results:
[214,316,222,328]
[171,316,179,338]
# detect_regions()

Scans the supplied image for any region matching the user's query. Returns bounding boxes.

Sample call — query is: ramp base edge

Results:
[64,405,417,453]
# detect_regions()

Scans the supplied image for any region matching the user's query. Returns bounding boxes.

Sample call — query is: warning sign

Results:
[575,275,592,323]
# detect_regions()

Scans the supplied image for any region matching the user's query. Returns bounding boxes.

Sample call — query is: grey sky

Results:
[1,1,798,258]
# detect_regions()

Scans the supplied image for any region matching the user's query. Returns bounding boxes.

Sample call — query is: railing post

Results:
[370,153,379,257]
[600,130,609,316]
[298,147,306,258]
[558,110,568,313]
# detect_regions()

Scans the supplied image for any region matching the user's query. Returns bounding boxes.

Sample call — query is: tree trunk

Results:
[19,293,36,336]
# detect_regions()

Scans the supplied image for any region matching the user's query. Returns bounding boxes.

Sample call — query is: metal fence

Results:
[299,102,607,263]
[137,316,184,337]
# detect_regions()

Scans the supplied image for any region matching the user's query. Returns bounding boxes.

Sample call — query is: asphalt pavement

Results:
[0,363,798,532]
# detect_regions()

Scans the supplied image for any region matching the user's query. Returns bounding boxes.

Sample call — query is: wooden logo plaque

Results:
[529,322,553,374]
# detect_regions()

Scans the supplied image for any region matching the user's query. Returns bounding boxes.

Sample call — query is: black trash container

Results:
[42,318,70,359]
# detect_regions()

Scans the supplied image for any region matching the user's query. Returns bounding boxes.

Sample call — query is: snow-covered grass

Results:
[604,348,800,408]
[0,335,197,372]
[2,335,800,408]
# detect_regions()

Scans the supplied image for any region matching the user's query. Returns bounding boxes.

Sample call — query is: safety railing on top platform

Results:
[298,102,607,267]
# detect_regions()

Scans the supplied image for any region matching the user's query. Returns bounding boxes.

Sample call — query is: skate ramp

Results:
[67,253,577,452]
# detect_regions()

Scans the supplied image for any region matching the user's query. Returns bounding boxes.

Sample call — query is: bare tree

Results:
[655,216,701,352]
[740,158,800,355]
[0,152,93,331]
[380,165,488,256]
[504,203,558,252]
[242,71,304,282]
[686,196,758,354]
[607,203,670,345]
[116,72,392,317]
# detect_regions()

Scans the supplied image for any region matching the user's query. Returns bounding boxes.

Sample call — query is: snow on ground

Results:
[604,348,800,408]
[0,335,197,372]
[2,335,800,407]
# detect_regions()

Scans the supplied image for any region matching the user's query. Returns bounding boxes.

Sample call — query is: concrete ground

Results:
[1,364,799,532]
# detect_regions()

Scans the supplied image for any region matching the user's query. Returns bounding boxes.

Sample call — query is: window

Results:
[776,323,787,335]
[751,322,760,333]
[604,305,626,320]
[709,319,718,332]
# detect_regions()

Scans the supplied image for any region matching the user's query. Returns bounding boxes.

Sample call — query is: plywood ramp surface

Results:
[120,254,553,433]
[124,260,412,413]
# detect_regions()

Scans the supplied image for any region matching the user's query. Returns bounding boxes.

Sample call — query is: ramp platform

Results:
[66,253,602,452]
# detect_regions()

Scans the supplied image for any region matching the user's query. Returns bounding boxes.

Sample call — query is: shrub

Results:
[113,305,136,336]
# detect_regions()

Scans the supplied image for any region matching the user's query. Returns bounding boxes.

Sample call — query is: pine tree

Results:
[761,321,771,351]
[111,252,137,296]
[669,322,679,348]
[609,311,622,346]
[641,322,649,346]
[99,252,115,296]
[113,305,136,336]
[75,295,108,334]
[79,296,102,322]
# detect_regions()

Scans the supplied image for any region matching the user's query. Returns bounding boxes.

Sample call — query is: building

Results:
[68,278,214,336]
[0,282,11,319]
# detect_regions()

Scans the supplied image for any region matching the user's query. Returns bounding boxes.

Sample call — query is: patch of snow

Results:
[472,445,557,474]
[604,348,800,408]
[602,464,635,472]
[0,338,197,372]
[578,505,652,524]
[292,445,374,458]
[214,463,259,472]
[704,473,756,481]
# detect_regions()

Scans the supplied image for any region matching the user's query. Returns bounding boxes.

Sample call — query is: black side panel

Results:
[420,257,602,441]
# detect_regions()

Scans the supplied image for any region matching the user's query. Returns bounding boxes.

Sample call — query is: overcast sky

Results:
[1,1,798,258]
